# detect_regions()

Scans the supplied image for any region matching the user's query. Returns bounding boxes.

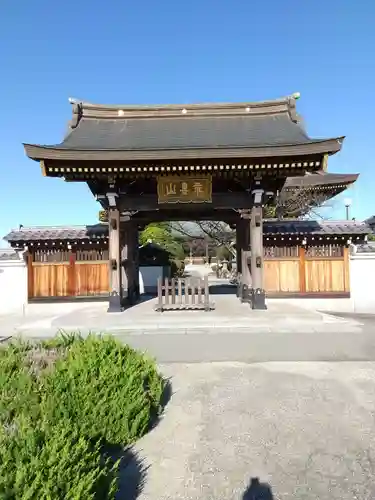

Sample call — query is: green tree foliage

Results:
[140,222,185,260]
[0,335,165,499]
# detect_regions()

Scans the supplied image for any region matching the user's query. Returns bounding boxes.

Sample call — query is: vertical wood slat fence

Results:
[28,249,109,298]
[156,276,213,312]
[264,244,350,295]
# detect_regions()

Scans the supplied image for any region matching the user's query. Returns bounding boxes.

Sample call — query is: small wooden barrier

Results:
[156,276,214,312]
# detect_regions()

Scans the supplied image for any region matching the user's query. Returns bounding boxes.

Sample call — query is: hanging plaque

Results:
[157,175,212,204]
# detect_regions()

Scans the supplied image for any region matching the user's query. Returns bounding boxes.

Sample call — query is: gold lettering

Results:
[165,182,177,196]
[193,181,204,196]
[180,182,189,196]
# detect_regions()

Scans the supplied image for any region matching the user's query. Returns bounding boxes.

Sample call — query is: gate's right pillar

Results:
[249,206,267,309]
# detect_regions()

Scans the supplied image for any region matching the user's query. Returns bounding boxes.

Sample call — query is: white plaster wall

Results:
[0,258,28,314]
[139,266,164,294]
[350,253,375,313]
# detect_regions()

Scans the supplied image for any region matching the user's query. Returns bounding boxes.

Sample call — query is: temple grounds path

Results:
[123,361,375,499]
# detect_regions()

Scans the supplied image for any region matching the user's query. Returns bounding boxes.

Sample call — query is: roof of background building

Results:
[3,220,370,245]
[365,216,375,227]
[263,220,370,236]
[353,242,375,253]
[0,249,20,260]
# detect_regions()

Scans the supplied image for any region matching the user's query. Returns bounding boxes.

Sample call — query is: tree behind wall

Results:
[139,223,185,260]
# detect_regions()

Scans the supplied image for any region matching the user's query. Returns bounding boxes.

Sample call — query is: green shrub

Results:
[41,335,164,445]
[0,422,118,499]
[0,334,165,499]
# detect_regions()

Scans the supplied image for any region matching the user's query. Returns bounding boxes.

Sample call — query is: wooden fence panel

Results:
[305,259,346,293]
[31,263,70,297]
[29,249,109,298]
[156,276,213,311]
[264,259,300,293]
[75,262,109,296]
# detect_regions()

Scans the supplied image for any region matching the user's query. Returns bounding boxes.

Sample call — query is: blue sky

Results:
[1,0,374,242]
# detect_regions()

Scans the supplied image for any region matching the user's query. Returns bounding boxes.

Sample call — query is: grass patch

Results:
[0,333,165,499]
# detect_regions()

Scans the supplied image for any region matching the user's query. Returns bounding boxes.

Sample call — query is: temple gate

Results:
[22,94,359,311]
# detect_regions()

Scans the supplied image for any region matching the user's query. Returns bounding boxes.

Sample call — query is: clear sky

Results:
[1,0,374,243]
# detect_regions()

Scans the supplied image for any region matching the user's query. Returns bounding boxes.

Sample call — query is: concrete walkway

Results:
[123,361,375,499]
[0,293,363,338]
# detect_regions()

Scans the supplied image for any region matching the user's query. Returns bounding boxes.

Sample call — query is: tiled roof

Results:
[24,96,343,161]
[263,220,370,236]
[3,224,107,243]
[3,220,370,245]
[365,215,375,227]
[283,173,358,189]
[0,249,20,260]
[354,242,375,253]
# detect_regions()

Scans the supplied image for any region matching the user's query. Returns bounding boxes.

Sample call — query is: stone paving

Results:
[0,291,363,339]
[122,361,375,499]
[1,278,375,498]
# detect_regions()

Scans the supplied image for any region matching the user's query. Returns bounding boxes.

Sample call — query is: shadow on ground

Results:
[149,377,173,432]
[209,284,237,295]
[322,311,375,324]
[114,447,148,499]
[116,377,173,498]
[242,477,274,499]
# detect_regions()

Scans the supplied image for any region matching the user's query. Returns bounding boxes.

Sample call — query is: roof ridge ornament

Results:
[69,100,83,129]
[287,93,300,123]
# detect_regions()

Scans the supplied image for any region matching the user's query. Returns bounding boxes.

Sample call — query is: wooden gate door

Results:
[28,249,109,299]
[264,245,301,293]
[74,250,109,296]
[29,249,71,298]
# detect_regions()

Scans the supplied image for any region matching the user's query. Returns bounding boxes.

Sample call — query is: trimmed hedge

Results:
[0,334,165,499]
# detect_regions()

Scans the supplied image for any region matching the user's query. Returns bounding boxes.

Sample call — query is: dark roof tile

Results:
[0,249,20,260]
[354,242,375,253]
[3,220,370,245]
[283,173,358,189]
[59,114,313,151]
[263,220,370,236]
[365,215,375,227]
[3,224,107,243]
[24,96,344,161]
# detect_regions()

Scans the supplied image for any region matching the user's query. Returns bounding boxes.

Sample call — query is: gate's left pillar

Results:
[108,207,122,313]
[120,216,139,306]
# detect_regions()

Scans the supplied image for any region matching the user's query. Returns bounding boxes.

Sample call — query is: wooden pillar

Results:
[27,251,34,300]
[299,246,306,293]
[343,246,350,293]
[134,226,140,300]
[250,206,267,309]
[68,250,76,297]
[121,218,139,306]
[236,219,247,274]
[108,207,122,312]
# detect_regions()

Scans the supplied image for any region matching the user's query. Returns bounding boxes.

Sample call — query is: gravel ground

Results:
[122,362,375,500]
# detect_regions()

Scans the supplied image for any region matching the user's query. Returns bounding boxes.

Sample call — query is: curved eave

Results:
[24,137,344,163]
[284,173,358,189]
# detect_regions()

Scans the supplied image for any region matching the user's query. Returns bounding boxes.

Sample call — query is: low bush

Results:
[0,334,165,499]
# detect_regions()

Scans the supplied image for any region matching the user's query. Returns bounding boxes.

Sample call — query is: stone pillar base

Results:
[250,288,267,310]
[238,283,252,304]
[107,292,123,313]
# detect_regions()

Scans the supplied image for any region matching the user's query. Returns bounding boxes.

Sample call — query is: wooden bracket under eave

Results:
[40,160,47,176]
